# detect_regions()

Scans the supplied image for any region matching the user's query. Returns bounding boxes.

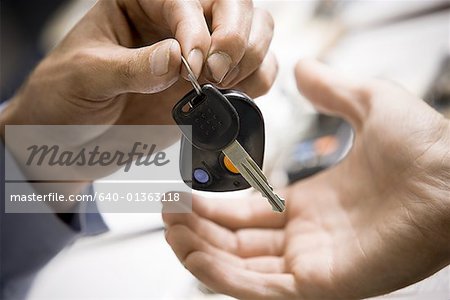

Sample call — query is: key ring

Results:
[181,56,202,96]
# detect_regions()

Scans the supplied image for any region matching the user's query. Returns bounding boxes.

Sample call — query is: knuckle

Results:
[161,212,170,224]
[191,0,203,12]
[259,57,277,93]
[346,80,376,124]
[249,71,273,97]
[71,48,95,65]
[255,8,274,31]
[117,61,134,85]
[217,31,247,57]
[67,49,100,92]
[72,48,107,77]
[164,224,184,243]
[163,0,177,15]
[118,50,141,82]
[164,227,172,243]
[244,0,254,9]
[247,43,266,66]
[260,75,273,93]
[71,49,101,78]
[354,80,376,108]
[232,32,248,51]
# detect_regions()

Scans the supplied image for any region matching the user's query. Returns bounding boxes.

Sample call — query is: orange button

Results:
[314,135,338,156]
[223,155,240,174]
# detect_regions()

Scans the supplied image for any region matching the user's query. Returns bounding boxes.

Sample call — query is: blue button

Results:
[193,168,210,184]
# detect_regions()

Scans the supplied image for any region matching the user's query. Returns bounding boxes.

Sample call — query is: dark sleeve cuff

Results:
[1,136,108,299]
[55,184,108,236]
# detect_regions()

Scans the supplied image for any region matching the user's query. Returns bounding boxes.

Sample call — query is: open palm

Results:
[163,60,450,299]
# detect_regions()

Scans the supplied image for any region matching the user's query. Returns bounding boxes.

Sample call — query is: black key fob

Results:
[173,85,265,192]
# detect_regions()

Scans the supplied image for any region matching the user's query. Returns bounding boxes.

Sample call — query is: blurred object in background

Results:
[1,0,65,101]
[425,56,450,118]
[285,115,353,184]
[1,0,95,102]
[338,0,450,30]
[326,8,449,98]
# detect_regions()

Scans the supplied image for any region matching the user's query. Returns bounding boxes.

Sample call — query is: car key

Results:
[173,58,285,212]
[178,87,265,192]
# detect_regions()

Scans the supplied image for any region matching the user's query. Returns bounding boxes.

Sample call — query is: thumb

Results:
[295,59,370,129]
[98,39,181,96]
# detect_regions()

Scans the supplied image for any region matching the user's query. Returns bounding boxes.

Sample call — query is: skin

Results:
[163,60,450,299]
[0,0,276,210]
[0,0,276,127]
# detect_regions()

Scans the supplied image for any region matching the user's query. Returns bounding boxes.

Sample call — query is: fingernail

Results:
[187,49,204,79]
[207,52,232,83]
[221,66,240,87]
[150,40,174,76]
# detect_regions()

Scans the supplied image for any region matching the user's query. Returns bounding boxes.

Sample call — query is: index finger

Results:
[139,0,211,78]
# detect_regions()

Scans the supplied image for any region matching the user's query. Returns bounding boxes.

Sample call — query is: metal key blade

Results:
[222,141,286,212]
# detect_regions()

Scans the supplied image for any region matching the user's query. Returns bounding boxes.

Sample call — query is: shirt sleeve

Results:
[1,111,108,299]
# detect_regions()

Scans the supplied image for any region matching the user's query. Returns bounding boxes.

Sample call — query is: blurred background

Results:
[1,0,449,299]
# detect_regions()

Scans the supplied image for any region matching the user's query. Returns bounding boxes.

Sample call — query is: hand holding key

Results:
[164,60,450,299]
[2,0,276,129]
[0,0,276,211]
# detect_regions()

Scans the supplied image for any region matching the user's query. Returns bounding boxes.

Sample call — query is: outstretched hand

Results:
[163,60,450,299]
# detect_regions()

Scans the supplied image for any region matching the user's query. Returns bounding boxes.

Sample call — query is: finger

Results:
[186,252,298,299]
[160,192,192,213]
[163,211,285,257]
[235,228,285,257]
[165,224,236,265]
[163,209,237,254]
[165,224,287,273]
[295,59,371,130]
[244,256,287,273]
[138,0,210,78]
[220,8,274,87]
[192,192,286,230]
[234,51,278,98]
[88,39,181,97]
[206,0,254,83]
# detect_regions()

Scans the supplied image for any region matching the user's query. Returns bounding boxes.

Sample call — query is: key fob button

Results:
[193,168,210,184]
[223,155,240,174]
